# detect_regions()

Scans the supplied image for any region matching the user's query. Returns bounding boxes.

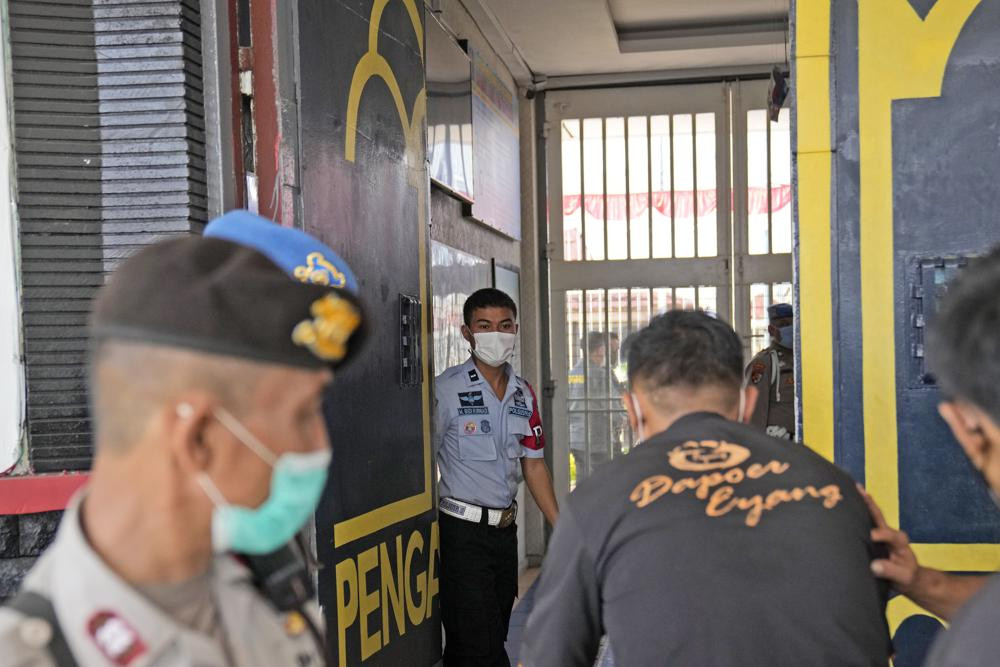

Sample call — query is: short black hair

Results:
[927,247,1000,423]
[463,288,517,327]
[583,331,606,355]
[626,310,743,392]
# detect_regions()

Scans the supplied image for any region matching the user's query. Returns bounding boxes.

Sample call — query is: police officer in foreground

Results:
[860,246,1000,665]
[521,311,890,666]
[434,288,559,666]
[745,303,796,440]
[0,211,365,666]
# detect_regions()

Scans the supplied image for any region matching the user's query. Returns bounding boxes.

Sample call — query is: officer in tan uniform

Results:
[0,211,366,666]
[744,303,795,441]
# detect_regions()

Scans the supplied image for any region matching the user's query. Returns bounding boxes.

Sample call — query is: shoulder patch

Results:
[468,368,479,382]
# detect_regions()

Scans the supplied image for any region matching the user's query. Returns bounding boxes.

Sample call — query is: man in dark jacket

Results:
[521,310,891,667]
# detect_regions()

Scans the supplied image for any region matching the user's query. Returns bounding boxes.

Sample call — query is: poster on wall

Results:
[471,49,521,239]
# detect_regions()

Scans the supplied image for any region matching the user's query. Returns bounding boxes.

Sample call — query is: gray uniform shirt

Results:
[434,357,545,508]
[0,494,323,667]
[925,575,1000,666]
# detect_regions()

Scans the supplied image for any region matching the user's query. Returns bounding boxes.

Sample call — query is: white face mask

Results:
[738,385,747,423]
[471,332,517,367]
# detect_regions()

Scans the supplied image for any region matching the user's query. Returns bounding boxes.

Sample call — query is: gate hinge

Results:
[542,380,557,398]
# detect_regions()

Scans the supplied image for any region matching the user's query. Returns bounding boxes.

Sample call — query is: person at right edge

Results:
[859,246,1000,665]
[520,310,891,666]
[745,302,796,441]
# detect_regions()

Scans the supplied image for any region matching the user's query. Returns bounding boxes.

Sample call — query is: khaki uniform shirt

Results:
[0,495,324,667]
[745,344,796,440]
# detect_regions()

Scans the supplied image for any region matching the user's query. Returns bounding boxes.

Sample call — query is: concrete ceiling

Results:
[469,0,789,85]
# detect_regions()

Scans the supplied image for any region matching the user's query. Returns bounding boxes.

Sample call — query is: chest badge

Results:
[480,420,492,434]
[513,388,527,407]
[87,611,147,666]
[458,391,488,415]
[464,421,477,434]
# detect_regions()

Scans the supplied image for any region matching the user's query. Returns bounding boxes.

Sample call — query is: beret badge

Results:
[292,294,361,362]
[293,251,347,289]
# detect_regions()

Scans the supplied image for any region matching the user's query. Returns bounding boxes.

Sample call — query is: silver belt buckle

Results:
[497,501,517,528]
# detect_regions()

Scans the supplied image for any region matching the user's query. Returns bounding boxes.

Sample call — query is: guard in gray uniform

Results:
[0,211,367,666]
[522,311,891,667]
[434,288,559,667]
[745,302,796,440]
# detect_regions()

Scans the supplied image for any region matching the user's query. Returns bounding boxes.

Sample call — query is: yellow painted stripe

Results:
[888,595,944,637]
[794,1,834,461]
[913,543,1000,572]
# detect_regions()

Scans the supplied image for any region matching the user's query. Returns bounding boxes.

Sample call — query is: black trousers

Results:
[439,512,518,667]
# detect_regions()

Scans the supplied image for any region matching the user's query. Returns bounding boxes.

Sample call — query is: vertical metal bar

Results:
[602,118,609,260]
[696,285,701,310]
[604,288,612,460]
[669,115,676,259]
[647,116,653,257]
[766,109,773,255]
[579,120,586,260]
[693,114,699,258]
[627,288,633,342]
[624,118,631,260]
[581,290,590,478]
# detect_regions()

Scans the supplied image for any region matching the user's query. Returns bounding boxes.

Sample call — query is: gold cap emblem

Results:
[293,251,347,288]
[292,293,361,362]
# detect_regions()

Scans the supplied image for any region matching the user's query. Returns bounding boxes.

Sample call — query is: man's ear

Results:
[939,401,990,469]
[169,395,216,474]
[461,325,474,347]
[767,323,778,339]
[741,384,760,423]
[622,390,638,434]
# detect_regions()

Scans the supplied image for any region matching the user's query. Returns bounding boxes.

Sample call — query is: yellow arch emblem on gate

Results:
[337,0,433,548]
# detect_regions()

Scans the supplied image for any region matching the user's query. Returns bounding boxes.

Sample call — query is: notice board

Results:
[470,49,521,239]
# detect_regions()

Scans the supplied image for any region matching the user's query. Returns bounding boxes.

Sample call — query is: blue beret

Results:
[768,303,793,320]
[204,210,359,294]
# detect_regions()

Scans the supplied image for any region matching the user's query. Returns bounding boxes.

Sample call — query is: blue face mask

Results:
[194,407,331,555]
[777,325,794,350]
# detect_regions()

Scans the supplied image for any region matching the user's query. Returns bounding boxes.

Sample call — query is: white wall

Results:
[0,6,26,474]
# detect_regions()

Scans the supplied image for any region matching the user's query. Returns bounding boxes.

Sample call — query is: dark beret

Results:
[90,236,364,369]
[768,303,793,320]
